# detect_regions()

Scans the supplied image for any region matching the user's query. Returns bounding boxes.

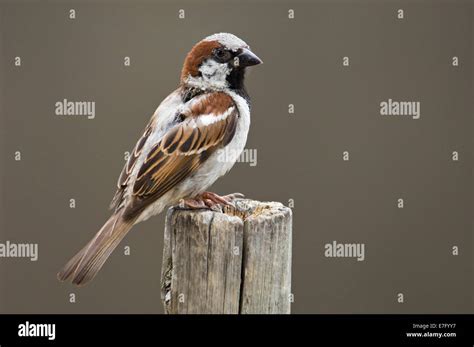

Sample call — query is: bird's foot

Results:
[202,191,245,207]
[179,198,207,209]
[179,192,245,211]
[221,192,245,200]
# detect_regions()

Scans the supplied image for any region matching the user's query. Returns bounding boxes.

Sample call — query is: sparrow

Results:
[58,33,262,286]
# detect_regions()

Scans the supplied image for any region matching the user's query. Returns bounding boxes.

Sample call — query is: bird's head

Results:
[181,33,262,92]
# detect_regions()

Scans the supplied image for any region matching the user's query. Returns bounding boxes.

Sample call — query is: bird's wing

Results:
[121,92,239,219]
[109,118,154,211]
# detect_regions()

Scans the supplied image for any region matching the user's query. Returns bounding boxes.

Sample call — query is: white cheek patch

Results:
[186,59,231,90]
[199,60,231,83]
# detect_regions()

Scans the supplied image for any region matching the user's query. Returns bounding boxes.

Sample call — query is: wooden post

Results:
[160,199,292,314]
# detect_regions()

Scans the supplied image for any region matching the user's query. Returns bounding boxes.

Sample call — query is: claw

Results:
[202,192,231,206]
[180,198,206,209]
[223,192,245,200]
[179,192,243,211]
[203,199,214,208]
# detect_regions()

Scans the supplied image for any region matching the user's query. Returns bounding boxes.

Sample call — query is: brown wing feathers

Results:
[109,121,154,211]
[125,92,238,219]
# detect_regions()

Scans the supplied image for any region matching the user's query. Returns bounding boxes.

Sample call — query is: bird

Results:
[57,33,262,286]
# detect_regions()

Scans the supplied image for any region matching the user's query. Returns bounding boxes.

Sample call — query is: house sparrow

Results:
[58,33,262,286]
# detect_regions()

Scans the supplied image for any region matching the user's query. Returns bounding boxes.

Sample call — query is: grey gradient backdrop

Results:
[0,0,472,313]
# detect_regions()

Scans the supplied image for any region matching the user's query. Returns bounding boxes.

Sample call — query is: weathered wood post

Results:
[160,199,292,314]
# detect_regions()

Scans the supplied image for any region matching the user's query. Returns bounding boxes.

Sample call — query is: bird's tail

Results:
[57,211,135,286]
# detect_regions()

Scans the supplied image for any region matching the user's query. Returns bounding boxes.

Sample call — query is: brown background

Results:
[0,0,472,313]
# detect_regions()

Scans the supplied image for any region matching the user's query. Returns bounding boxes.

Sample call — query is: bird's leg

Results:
[201,191,231,206]
[179,196,207,209]
[201,191,245,206]
[179,192,245,210]
[179,193,222,210]
[221,192,245,200]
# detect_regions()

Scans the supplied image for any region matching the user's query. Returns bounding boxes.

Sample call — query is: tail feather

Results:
[58,211,135,286]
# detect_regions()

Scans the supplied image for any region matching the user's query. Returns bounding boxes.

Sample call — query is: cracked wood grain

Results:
[161,199,292,314]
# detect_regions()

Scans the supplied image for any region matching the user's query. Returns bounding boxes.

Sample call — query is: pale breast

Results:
[179,90,250,196]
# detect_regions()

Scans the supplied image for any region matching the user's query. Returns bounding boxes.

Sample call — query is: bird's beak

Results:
[237,48,263,67]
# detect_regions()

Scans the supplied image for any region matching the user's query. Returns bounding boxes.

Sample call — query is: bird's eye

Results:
[214,48,231,62]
